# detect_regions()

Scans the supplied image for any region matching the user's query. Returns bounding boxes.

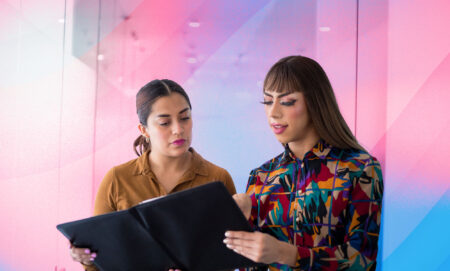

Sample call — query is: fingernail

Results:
[91,253,97,258]
[90,257,95,261]
[84,249,90,254]
[223,238,228,243]
[226,244,233,249]
[225,231,230,237]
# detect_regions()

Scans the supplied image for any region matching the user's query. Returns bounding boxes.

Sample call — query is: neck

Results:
[288,129,320,159]
[149,149,192,174]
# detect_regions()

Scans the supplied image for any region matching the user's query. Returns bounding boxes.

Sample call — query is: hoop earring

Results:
[145,137,150,143]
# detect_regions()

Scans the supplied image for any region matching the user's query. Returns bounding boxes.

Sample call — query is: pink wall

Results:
[1,0,449,270]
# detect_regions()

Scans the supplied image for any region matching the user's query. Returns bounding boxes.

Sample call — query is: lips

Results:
[172,139,186,146]
[271,123,287,134]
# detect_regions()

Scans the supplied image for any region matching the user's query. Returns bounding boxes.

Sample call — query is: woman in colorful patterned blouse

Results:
[224,56,383,270]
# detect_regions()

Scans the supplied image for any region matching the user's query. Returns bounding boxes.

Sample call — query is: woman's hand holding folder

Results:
[165,194,250,271]
[58,183,257,270]
[226,193,298,266]
[69,244,97,266]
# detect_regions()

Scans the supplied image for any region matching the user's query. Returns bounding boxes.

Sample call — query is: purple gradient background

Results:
[0,0,449,270]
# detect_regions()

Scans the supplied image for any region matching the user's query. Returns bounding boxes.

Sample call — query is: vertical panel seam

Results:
[56,0,68,268]
[92,0,102,211]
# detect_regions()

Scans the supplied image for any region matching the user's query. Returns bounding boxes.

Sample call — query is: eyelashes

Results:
[281,100,297,106]
[159,117,190,126]
[260,100,297,106]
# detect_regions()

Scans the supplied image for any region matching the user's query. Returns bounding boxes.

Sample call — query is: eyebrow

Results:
[156,107,190,118]
[263,91,293,98]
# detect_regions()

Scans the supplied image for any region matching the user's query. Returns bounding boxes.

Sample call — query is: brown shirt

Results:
[84,148,236,270]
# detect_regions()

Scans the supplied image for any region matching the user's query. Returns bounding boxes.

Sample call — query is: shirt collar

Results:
[133,147,209,178]
[280,139,333,164]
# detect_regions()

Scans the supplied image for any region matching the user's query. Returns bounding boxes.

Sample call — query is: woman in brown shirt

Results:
[69,79,236,270]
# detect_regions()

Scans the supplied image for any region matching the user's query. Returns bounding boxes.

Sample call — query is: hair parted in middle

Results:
[133,79,192,156]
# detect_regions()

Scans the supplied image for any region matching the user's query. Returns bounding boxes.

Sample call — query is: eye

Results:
[159,122,170,126]
[260,100,273,105]
[180,117,190,121]
[280,99,297,106]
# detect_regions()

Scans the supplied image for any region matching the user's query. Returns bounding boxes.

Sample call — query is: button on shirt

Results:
[244,140,383,271]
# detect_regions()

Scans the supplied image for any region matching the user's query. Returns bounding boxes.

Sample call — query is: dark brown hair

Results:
[264,55,364,151]
[133,79,192,156]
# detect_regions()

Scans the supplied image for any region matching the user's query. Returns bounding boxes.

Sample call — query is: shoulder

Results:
[114,157,140,174]
[330,147,382,177]
[113,151,150,177]
[250,151,286,175]
[191,148,228,175]
[337,148,379,165]
[101,155,143,186]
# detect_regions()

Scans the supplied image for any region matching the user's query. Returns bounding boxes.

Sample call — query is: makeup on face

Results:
[261,90,314,147]
[152,108,191,146]
[261,91,298,107]
[271,123,288,134]
[144,93,193,157]
[155,108,191,127]
[262,91,300,135]
[172,139,186,146]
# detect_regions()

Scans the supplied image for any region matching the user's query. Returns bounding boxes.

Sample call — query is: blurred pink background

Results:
[0,0,449,270]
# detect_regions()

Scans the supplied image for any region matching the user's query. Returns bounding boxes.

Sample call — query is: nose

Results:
[172,120,184,135]
[267,101,282,119]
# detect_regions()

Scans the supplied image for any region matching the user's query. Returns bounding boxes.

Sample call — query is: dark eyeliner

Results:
[281,99,297,106]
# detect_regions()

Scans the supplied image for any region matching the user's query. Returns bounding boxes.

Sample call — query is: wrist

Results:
[277,240,298,267]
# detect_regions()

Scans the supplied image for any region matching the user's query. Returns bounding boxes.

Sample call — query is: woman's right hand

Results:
[69,244,97,266]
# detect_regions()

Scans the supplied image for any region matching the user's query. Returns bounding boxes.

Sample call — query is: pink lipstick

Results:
[271,123,287,134]
[172,139,186,146]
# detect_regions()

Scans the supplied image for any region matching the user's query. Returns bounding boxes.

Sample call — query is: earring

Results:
[145,137,150,143]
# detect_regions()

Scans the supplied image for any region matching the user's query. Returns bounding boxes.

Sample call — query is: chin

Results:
[169,146,190,157]
[274,135,290,145]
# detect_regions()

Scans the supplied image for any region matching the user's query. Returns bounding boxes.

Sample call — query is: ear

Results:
[138,124,149,138]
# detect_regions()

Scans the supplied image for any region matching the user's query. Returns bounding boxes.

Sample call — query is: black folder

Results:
[57,182,262,271]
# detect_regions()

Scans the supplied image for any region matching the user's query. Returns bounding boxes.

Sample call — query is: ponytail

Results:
[133,135,150,156]
[134,79,191,156]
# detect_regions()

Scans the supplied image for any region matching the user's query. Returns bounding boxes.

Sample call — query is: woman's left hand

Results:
[223,231,298,266]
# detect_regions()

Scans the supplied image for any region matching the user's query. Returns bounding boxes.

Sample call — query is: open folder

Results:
[57,182,263,271]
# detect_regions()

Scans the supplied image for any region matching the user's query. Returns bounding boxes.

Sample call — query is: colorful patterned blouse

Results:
[244,140,383,271]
